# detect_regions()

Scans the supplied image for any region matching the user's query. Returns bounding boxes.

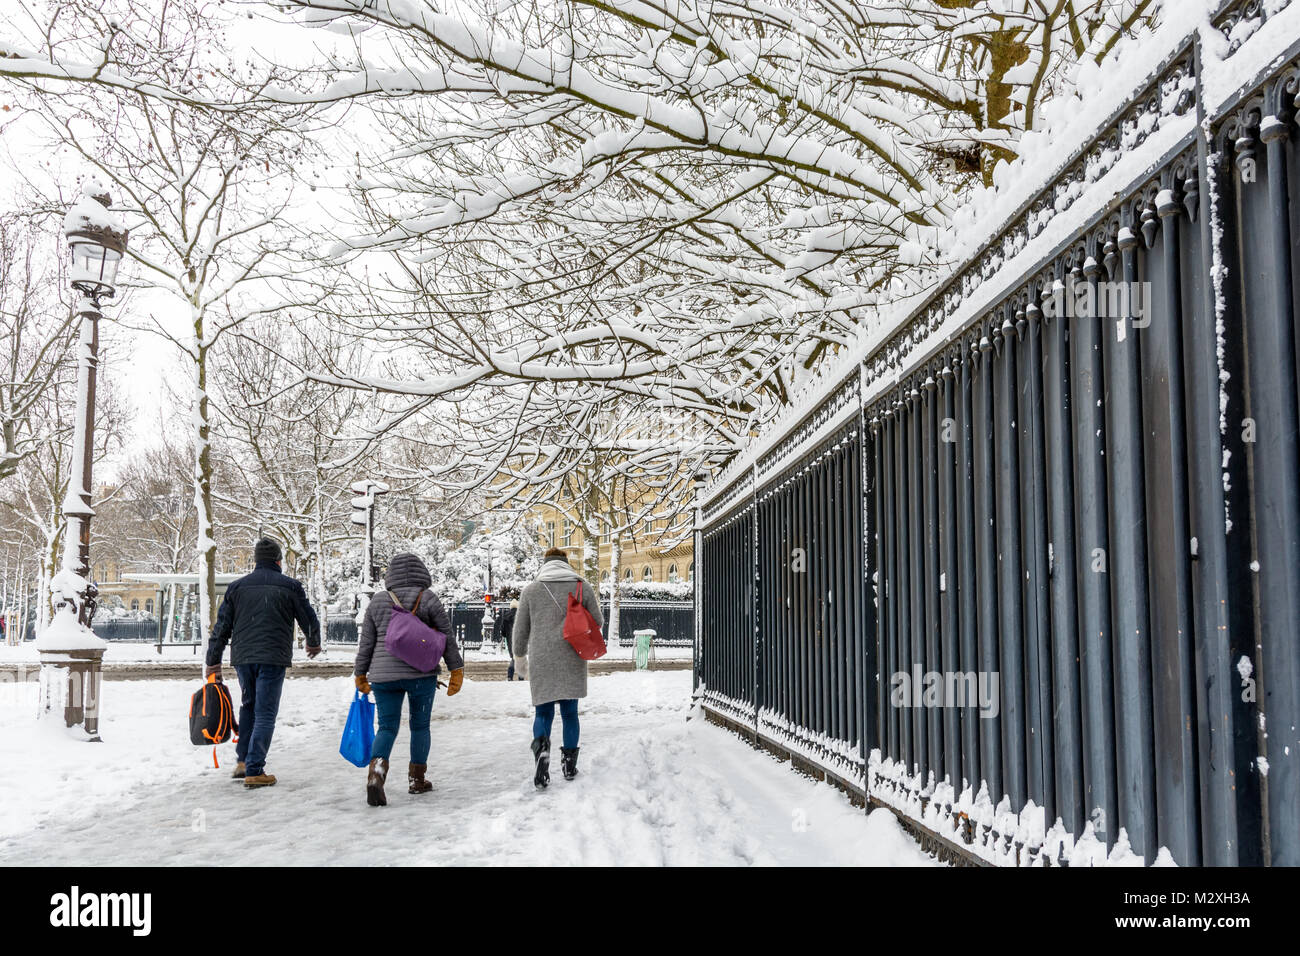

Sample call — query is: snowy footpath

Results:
[0,671,935,866]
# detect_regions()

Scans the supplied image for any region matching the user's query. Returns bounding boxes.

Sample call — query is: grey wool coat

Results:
[514,558,604,706]
[354,552,463,683]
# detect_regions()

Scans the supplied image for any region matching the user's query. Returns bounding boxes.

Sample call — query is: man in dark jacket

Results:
[204,537,321,788]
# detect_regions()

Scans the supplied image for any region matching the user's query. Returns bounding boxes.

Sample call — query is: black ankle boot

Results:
[561,747,580,781]
[531,736,551,789]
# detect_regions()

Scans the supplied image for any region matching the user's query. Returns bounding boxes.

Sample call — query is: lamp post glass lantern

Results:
[68,238,124,298]
[66,186,128,302]
[37,181,129,739]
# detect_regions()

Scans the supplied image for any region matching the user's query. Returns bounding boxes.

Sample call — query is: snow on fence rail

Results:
[695,0,1300,867]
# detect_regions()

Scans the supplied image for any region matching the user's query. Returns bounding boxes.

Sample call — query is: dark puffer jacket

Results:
[205,560,320,668]
[354,552,462,682]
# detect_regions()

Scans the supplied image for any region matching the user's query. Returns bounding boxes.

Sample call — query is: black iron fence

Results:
[697,0,1300,867]
[93,620,160,642]
[16,601,692,651]
[17,619,159,643]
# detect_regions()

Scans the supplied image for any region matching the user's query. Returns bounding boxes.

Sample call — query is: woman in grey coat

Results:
[354,552,464,806]
[513,547,604,788]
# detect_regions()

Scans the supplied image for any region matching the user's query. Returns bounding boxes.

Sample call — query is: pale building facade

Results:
[530,503,693,585]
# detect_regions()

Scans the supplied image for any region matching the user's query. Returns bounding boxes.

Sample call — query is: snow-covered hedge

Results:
[600,581,693,601]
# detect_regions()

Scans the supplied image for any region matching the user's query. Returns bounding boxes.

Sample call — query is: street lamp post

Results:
[36,181,129,739]
[350,480,389,620]
[479,516,502,652]
[481,557,497,652]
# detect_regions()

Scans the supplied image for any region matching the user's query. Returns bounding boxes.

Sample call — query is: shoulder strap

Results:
[541,579,584,612]
[388,590,410,612]
[540,582,565,612]
[412,591,424,614]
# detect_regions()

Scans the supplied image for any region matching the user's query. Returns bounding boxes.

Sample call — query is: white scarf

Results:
[536,560,580,583]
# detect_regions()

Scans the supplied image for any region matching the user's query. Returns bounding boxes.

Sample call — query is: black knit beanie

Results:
[254,537,282,565]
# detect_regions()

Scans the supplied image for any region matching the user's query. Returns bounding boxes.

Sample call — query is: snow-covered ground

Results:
[0,671,934,866]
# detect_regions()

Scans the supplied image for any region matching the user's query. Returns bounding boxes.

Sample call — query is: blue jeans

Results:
[533,699,579,749]
[371,677,438,764]
[234,664,287,776]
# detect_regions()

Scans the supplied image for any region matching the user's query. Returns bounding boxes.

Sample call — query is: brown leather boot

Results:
[366,757,389,806]
[408,763,433,795]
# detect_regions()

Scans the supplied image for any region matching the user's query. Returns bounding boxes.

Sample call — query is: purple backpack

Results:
[383,591,448,673]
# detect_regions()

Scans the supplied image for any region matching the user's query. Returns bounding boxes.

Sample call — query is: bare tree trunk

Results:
[192,326,217,646]
[0,564,8,643]
[607,511,621,646]
[38,526,58,631]
[1,568,12,645]
[20,578,33,644]
[579,494,600,584]
[14,578,27,645]
[163,582,179,643]
[314,503,327,632]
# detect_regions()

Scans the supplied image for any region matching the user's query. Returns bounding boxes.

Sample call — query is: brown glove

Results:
[355,674,371,695]
[446,668,464,696]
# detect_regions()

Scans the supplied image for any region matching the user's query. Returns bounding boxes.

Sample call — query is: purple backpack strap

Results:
[389,590,426,614]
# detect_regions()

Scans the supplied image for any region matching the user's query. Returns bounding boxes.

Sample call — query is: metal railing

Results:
[696,0,1300,867]
[17,619,159,643]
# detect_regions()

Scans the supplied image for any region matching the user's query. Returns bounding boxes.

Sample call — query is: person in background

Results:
[204,537,321,788]
[499,591,519,680]
[512,547,603,788]
[354,552,464,806]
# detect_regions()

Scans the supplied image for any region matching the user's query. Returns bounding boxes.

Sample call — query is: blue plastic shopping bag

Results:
[339,691,376,767]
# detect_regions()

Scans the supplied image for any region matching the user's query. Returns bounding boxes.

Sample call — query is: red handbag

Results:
[563,580,607,660]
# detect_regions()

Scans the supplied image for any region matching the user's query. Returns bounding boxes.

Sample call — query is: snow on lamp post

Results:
[478,516,504,653]
[349,479,388,622]
[36,181,129,739]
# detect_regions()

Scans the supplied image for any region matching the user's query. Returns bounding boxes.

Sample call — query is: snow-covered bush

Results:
[601,581,692,601]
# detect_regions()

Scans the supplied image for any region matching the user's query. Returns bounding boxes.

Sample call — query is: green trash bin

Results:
[634,629,655,669]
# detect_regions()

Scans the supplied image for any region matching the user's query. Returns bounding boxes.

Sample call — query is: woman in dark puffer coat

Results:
[354,552,463,806]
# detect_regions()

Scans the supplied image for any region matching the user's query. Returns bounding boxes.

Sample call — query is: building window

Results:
[145,598,154,613]
[623,567,633,581]
[601,570,610,581]
[562,520,574,547]
[130,599,140,611]
[668,563,678,583]
[545,521,556,547]
[687,562,694,581]
[642,565,653,582]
